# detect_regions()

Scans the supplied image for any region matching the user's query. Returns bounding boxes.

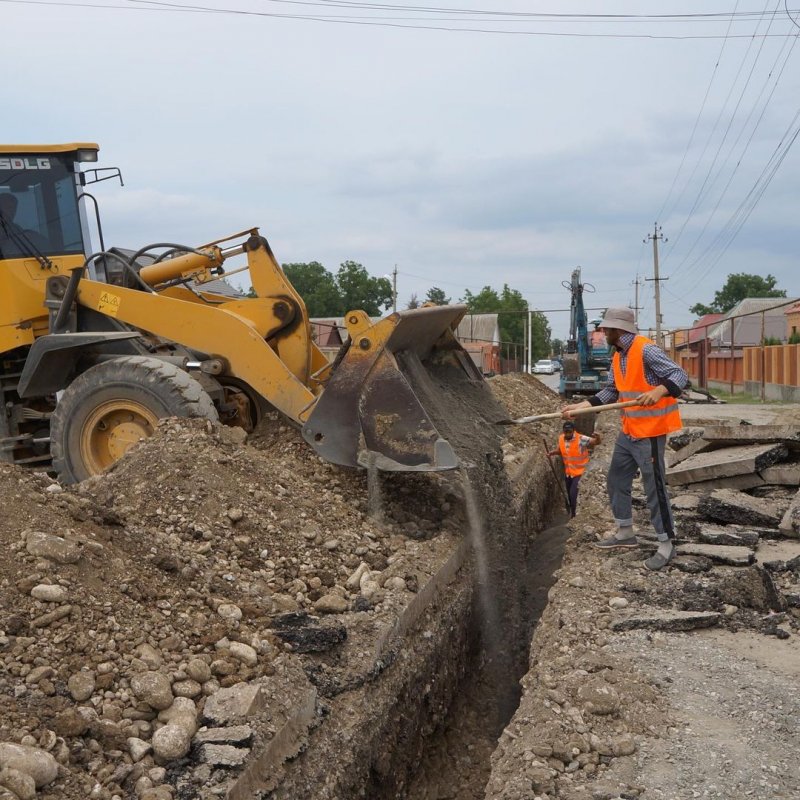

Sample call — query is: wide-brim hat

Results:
[597,306,637,334]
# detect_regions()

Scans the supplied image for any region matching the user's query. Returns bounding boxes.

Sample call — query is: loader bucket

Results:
[302,305,492,471]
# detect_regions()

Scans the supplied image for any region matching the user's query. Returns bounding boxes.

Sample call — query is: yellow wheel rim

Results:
[79,399,159,475]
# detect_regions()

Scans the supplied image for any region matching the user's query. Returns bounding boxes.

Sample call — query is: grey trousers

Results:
[607,431,675,542]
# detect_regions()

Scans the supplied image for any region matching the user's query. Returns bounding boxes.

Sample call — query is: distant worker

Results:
[548,419,601,518]
[562,307,688,571]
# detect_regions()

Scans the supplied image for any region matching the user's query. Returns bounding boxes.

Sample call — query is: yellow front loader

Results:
[0,143,489,482]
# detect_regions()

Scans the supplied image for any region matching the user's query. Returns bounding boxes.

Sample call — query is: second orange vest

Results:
[559,433,589,477]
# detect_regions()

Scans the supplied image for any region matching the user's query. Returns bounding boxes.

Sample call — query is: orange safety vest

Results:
[614,335,682,438]
[559,433,589,477]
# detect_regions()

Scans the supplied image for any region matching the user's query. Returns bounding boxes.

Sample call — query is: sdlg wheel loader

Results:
[0,143,492,482]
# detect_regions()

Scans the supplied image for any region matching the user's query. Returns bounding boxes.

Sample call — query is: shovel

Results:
[542,437,572,514]
[497,399,640,426]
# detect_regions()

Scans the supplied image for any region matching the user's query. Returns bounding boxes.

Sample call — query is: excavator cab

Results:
[1,143,499,480]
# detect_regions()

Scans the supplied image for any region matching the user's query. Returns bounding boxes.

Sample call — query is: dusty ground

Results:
[0,369,558,800]
[485,399,800,800]
[0,411,471,799]
[2,370,799,800]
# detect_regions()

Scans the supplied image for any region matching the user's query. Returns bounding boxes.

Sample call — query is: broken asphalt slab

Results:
[666,443,788,487]
[610,608,721,632]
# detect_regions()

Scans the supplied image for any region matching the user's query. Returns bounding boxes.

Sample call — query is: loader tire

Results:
[51,356,218,483]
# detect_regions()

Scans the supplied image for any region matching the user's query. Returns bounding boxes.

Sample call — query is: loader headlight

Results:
[76,148,98,163]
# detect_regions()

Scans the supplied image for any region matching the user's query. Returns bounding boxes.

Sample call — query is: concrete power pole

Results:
[631,274,643,326]
[644,224,667,349]
[392,265,398,313]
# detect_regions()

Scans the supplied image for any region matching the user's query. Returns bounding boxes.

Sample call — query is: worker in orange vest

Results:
[548,419,602,518]
[562,307,688,571]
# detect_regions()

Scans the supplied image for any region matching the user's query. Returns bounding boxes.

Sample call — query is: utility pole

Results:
[630,274,643,326]
[392,264,398,313]
[644,224,667,349]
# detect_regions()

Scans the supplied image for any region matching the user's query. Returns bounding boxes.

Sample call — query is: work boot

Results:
[644,543,675,571]
[593,533,638,550]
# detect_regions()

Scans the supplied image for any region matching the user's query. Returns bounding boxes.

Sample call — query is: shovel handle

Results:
[508,399,640,426]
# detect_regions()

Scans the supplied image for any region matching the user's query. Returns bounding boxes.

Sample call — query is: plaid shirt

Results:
[594,332,688,405]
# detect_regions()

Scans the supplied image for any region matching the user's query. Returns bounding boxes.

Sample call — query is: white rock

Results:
[313,594,348,614]
[345,562,370,591]
[158,698,197,734]
[608,597,629,609]
[30,584,68,603]
[0,766,36,800]
[228,642,258,667]
[130,672,174,711]
[135,644,164,669]
[185,659,211,683]
[67,671,96,702]
[126,737,152,763]
[151,724,192,762]
[172,679,202,699]
[0,743,58,788]
[24,531,81,564]
[217,603,242,622]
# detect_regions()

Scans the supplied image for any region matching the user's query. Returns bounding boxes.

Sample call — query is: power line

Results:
[2,0,800,37]
[670,105,800,303]
[668,25,799,282]
[660,0,776,266]
[656,0,740,224]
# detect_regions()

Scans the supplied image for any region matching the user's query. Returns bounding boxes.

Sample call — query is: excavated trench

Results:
[256,461,567,800]
[249,365,568,799]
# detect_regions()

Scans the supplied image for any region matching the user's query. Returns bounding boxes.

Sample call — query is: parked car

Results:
[552,358,562,371]
[533,359,556,375]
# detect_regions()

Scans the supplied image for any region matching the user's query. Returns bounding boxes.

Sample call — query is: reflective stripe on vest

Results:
[559,433,589,477]
[613,335,682,438]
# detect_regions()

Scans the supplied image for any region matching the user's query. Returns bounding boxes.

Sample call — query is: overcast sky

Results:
[3,0,799,341]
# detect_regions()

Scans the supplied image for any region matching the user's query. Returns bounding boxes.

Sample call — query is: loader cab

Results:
[0,144,97,261]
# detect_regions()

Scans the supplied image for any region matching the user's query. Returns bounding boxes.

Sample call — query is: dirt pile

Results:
[0,371,559,800]
[0,413,462,799]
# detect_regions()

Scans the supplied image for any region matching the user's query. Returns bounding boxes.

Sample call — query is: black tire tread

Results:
[51,356,218,483]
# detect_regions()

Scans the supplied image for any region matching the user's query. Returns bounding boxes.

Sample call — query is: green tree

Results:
[336,261,393,317]
[281,261,341,317]
[461,284,550,359]
[425,286,450,305]
[551,337,564,358]
[406,293,420,309]
[690,273,786,316]
[529,311,551,361]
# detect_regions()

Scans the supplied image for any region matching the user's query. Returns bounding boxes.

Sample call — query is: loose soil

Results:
[1,374,799,800]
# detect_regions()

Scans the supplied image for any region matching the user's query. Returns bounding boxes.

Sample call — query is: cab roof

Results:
[0,143,99,155]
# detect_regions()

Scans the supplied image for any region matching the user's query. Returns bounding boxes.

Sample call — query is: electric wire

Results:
[1,0,799,38]
[665,1,790,278]
[667,26,799,283]
[655,0,740,225]
[670,106,800,303]
[659,0,775,266]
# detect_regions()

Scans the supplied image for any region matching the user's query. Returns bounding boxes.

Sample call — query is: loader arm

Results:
[75,279,321,424]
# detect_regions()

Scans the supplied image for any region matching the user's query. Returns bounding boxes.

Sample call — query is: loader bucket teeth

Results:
[302,305,481,471]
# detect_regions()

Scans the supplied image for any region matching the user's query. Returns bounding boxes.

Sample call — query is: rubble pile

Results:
[486,408,800,800]
[663,422,800,626]
[0,411,467,799]
[0,372,555,800]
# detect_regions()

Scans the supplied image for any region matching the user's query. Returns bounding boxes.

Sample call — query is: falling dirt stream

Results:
[405,515,571,800]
